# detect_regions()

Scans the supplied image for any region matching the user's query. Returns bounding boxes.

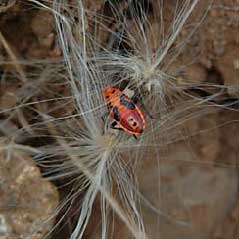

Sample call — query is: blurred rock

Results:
[215,47,239,97]
[213,201,239,238]
[0,146,59,239]
[136,109,239,239]
[0,0,16,13]
[0,85,18,110]
[30,11,54,41]
[83,0,105,12]
[182,1,239,89]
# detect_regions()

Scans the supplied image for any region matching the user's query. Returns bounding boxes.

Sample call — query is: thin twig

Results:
[0,31,27,82]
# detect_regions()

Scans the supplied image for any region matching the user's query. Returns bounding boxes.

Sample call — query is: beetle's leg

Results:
[133,135,138,140]
[110,120,124,131]
[110,120,118,128]
[137,96,155,119]
[101,115,106,123]
[140,100,155,119]
[133,91,155,119]
[101,111,111,123]
[111,121,138,140]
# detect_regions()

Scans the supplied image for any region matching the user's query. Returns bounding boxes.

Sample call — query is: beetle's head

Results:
[103,87,120,101]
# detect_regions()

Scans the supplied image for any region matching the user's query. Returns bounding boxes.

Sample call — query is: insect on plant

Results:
[103,86,146,138]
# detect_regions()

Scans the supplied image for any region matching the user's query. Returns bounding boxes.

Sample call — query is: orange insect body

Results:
[103,87,145,135]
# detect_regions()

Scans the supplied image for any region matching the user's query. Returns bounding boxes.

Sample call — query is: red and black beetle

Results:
[103,87,145,137]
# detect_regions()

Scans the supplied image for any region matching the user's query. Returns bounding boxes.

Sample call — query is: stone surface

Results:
[0,146,59,239]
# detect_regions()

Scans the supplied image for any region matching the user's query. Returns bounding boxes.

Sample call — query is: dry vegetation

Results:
[0,0,239,239]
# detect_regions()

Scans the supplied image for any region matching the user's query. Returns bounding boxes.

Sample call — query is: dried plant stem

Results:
[0,31,27,82]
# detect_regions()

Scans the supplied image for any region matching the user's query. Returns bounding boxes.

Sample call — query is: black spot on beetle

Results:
[120,94,135,110]
[133,122,137,127]
[120,94,127,101]
[112,106,120,121]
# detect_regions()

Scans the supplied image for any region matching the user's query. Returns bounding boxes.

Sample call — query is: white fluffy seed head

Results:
[24,1,216,239]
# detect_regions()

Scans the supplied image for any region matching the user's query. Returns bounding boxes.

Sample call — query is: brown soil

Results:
[0,145,59,239]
